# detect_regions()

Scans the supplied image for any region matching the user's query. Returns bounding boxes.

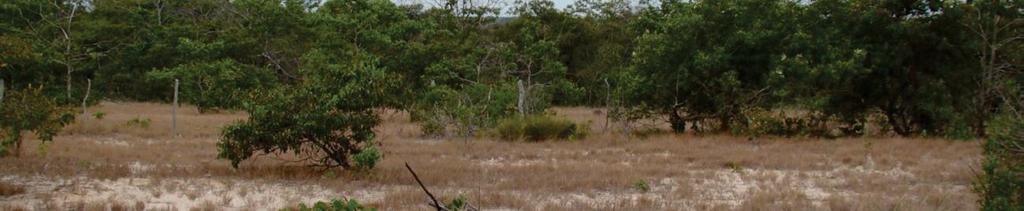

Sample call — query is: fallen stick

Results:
[405,162,446,211]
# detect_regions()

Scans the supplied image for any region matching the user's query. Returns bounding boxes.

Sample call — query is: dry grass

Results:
[0,102,982,210]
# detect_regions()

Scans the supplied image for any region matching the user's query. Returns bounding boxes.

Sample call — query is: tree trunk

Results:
[718,115,732,132]
[81,79,90,115]
[885,108,912,136]
[669,110,686,133]
[517,79,526,115]
[66,66,72,100]
[14,134,22,157]
[0,79,5,104]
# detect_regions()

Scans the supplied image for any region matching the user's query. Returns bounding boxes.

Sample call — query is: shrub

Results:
[217,51,396,170]
[634,180,651,192]
[735,109,835,138]
[412,83,517,138]
[944,116,976,140]
[352,145,381,170]
[0,86,74,157]
[975,114,1024,210]
[290,198,376,211]
[724,161,744,173]
[495,115,588,141]
[445,195,468,211]
[125,117,151,128]
[92,111,106,120]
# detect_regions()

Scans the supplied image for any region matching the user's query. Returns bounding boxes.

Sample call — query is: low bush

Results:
[352,145,381,170]
[495,115,588,141]
[445,195,468,211]
[0,86,75,157]
[634,180,651,192]
[92,111,106,120]
[975,114,1024,210]
[125,117,151,128]
[288,198,375,211]
[736,109,834,138]
[217,51,396,170]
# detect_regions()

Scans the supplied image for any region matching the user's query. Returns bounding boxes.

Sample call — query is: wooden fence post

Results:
[604,78,611,134]
[517,80,526,115]
[82,79,91,115]
[173,79,179,137]
[0,79,5,105]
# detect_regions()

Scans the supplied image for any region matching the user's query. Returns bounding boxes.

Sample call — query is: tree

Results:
[218,0,407,169]
[564,0,638,106]
[976,114,1024,210]
[963,0,1024,136]
[145,38,278,112]
[810,0,973,136]
[0,86,74,157]
[217,50,397,169]
[626,0,802,133]
[407,0,521,138]
[501,0,573,115]
[969,1,1024,210]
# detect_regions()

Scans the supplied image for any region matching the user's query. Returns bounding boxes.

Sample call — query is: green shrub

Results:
[944,116,976,140]
[634,180,651,192]
[92,111,106,120]
[724,161,744,173]
[217,50,396,170]
[0,86,75,157]
[735,109,834,138]
[321,170,337,179]
[495,116,528,140]
[352,145,381,170]
[412,83,517,138]
[975,114,1024,210]
[126,117,151,128]
[289,198,376,211]
[445,195,468,211]
[495,115,587,141]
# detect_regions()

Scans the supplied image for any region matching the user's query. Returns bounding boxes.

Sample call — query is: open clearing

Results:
[0,102,981,210]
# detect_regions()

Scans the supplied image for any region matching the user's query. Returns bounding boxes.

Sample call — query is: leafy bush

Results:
[724,161,745,173]
[352,145,381,170]
[495,115,588,141]
[92,111,106,120]
[445,195,468,211]
[944,116,976,140]
[412,83,517,138]
[634,180,651,192]
[736,109,831,137]
[975,114,1024,210]
[125,117,151,128]
[289,198,376,211]
[217,51,396,170]
[0,86,74,156]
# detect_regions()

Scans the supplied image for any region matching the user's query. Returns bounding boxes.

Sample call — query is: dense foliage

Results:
[3,0,1011,136]
[0,86,74,156]
[977,114,1024,210]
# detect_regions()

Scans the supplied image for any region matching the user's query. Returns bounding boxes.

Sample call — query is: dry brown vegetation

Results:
[0,102,981,210]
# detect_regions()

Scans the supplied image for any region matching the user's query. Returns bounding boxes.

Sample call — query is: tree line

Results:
[1,0,1023,208]
[3,0,1020,137]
